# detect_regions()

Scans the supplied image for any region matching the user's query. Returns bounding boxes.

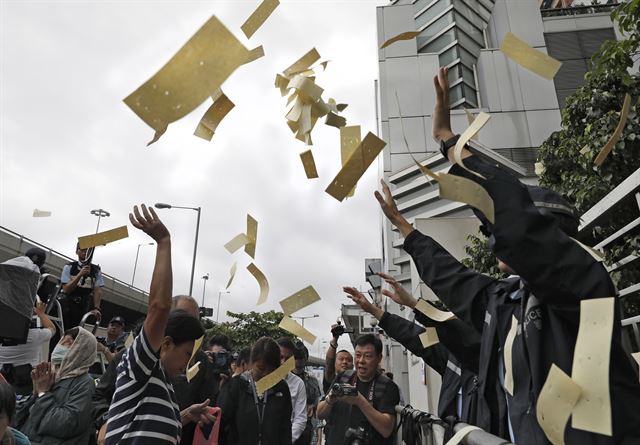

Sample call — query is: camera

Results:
[331,383,358,397]
[331,320,354,338]
[344,427,369,445]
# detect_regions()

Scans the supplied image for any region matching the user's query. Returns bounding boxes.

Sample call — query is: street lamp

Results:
[131,242,154,286]
[216,290,230,323]
[90,209,110,233]
[201,274,209,307]
[154,203,201,296]
[291,314,319,328]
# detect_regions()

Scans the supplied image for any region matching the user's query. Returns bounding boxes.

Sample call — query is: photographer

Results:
[323,323,353,394]
[317,334,399,445]
[0,301,57,397]
[232,347,250,377]
[95,316,126,364]
[60,243,104,329]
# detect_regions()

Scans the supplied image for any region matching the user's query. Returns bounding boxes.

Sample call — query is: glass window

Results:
[457,0,491,22]
[449,84,464,104]
[458,45,477,69]
[477,0,495,14]
[452,0,486,30]
[413,0,437,14]
[419,27,456,54]
[416,10,455,48]
[454,13,484,47]
[461,64,475,86]
[438,46,459,66]
[456,29,483,56]
[415,1,452,30]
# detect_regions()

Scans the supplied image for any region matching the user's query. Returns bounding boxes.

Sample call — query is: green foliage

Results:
[205,310,293,350]
[461,233,508,279]
[537,0,640,317]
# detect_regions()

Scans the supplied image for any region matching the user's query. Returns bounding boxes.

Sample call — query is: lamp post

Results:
[201,274,209,308]
[291,314,319,329]
[216,290,230,323]
[90,209,110,233]
[132,242,154,286]
[154,203,201,296]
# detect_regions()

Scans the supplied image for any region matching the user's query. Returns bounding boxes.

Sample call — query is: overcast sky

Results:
[0,0,389,353]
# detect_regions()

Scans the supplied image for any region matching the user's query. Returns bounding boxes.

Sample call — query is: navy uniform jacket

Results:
[402,154,640,444]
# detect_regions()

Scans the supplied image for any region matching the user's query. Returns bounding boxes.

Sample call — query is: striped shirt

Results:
[104,328,182,444]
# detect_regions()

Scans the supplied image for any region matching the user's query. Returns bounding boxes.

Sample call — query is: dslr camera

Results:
[331,383,358,397]
[344,426,369,445]
[331,320,354,338]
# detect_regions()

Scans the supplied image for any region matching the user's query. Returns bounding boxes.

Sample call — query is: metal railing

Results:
[540,3,618,18]
[394,406,512,445]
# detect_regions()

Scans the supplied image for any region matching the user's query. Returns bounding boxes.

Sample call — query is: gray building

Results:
[374,0,620,413]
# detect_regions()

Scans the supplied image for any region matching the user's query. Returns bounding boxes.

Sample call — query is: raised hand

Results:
[343,287,383,320]
[378,272,418,309]
[432,67,455,144]
[129,204,170,244]
[374,180,414,238]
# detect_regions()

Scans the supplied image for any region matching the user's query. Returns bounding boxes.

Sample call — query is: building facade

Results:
[374,0,620,413]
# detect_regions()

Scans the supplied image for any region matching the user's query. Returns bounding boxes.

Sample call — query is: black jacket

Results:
[218,373,292,445]
[403,155,640,444]
[378,311,480,423]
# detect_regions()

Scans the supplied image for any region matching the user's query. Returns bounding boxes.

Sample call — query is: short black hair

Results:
[354,334,382,355]
[64,327,80,340]
[251,337,281,370]
[276,337,296,352]
[208,334,231,351]
[165,309,204,346]
[0,382,16,422]
[236,347,251,366]
[25,247,47,268]
[293,342,308,360]
[337,349,352,356]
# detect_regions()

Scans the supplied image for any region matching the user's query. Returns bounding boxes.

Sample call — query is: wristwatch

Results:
[439,134,460,158]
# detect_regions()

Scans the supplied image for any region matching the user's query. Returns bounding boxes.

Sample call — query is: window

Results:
[415,0,452,30]
[420,27,456,53]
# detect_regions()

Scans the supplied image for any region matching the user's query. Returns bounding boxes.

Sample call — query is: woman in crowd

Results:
[104,205,213,445]
[13,327,96,445]
[0,380,30,445]
[218,336,292,445]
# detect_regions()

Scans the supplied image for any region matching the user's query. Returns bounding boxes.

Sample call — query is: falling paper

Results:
[325,112,347,128]
[503,316,518,396]
[255,356,295,395]
[187,361,201,383]
[247,263,269,305]
[414,299,456,322]
[418,328,439,348]
[224,233,251,254]
[279,315,317,344]
[194,91,235,141]
[241,0,280,39]
[340,126,361,198]
[380,31,420,49]
[279,285,321,315]
[33,209,52,217]
[326,132,386,202]
[123,16,251,145]
[453,112,491,178]
[534,162,545,176]
[571,298,614,436]
[284,48,320,77]
[300,150,319,179]
[536,364,582,445]
[189,336,203,368]
[78,226,129,249]
[124,333,134,349]
[594,94,632,167]
[500,32,562,80]
[226,261,237,289]
[245,214,258,259]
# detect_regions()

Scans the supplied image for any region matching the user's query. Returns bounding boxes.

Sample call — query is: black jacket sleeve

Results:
[450,156,616,304]
[403,230,501,333]
[378,311,449,375]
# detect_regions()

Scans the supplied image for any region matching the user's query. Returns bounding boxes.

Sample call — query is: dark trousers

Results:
[61,295,91,330]
[294,420,313,445]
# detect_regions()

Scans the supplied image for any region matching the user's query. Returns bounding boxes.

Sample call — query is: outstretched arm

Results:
[129,205,172,352]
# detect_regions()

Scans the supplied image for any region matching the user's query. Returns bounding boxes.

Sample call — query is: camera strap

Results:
[249,376,268,445]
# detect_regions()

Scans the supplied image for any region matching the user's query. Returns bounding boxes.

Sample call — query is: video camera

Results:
[331,320,354,338]
[331,383,358,397]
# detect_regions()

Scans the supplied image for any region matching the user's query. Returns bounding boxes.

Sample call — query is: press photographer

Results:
[323,321,354,393]
[317,334,399,445]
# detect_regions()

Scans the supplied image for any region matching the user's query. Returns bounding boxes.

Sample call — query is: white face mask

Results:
[51,344,70,364]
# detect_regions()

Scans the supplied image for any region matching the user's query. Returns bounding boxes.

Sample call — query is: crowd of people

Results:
[1,66,640,445]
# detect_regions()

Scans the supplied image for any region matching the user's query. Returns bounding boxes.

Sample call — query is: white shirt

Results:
[0,328,53,366]
[285,372,308,441]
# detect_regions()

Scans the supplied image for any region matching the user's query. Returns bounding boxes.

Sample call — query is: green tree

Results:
[205,310,294,350]
[463,1,640,316]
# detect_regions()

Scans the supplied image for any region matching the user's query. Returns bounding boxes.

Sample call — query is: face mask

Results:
[51,344,70,364]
